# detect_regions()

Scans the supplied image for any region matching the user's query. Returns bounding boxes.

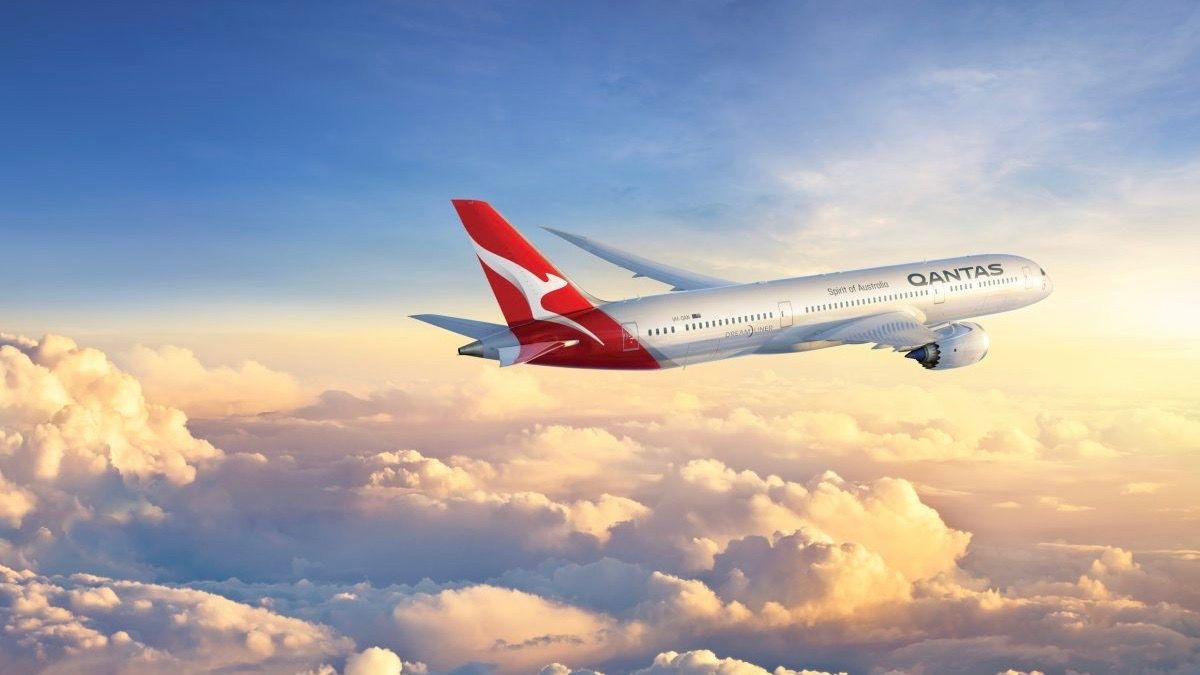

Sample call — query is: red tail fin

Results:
[452,200,596,331]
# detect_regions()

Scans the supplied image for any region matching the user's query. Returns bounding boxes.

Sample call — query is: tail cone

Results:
[458,340,485,358]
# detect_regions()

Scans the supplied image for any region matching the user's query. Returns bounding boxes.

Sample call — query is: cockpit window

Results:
[1040,267,1046,275]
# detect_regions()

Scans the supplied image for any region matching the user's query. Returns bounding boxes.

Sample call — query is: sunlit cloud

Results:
[2,333,1197,672]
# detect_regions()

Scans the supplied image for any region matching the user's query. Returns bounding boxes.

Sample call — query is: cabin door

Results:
[778,301,793,328]
[621,322,639,352]
[933,283,945,304]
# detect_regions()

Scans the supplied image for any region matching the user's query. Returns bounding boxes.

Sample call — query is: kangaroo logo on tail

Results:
[469,241,603,344]
[452,199,604,345]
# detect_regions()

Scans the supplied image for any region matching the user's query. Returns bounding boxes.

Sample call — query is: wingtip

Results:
[541,226,584,243]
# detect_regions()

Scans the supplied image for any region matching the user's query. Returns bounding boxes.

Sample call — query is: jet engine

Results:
[905,322,989,370]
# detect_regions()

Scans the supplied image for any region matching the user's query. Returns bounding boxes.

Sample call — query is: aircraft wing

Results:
[542,227,735,291]
[811,310,938,350]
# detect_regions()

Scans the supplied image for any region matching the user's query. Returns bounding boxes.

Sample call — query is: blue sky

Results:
[4,1,1199,325]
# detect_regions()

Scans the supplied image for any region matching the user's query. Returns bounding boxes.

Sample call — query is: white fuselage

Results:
[601,254,1053,368]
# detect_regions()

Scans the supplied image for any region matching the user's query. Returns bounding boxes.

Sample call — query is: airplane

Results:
[412,199,1053,371]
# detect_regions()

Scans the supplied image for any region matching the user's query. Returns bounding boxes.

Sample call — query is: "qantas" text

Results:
[908,263,1004,286]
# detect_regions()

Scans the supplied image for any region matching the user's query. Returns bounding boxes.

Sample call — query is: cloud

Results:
[606,461,970,580]
[1103,409,1200,455]
[2,333,1198,673]
[1035,496,1093,513]
[124,344,308,417]
[540,649,841,675]
[711,530,911,621]
[344,646,409,675]
[390,585,627,671]
[0,469,36,527]
[0,564,350,673]
[1120,481,1165,495]
[0,334,221,487]
[628,649,842,675]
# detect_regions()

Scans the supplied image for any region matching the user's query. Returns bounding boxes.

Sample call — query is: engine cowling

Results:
[905,321,989,370]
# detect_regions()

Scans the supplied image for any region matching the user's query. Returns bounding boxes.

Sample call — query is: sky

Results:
[1,2,1199,674]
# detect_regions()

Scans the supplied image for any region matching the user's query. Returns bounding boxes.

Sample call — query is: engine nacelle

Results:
[905,322,989,370]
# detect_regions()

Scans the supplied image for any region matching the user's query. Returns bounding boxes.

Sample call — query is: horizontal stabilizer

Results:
[410,314,507,339]
[497,340,572,367]
[542,227,735,291]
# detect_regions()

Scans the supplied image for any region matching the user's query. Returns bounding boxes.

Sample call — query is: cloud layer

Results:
[2,333,1197,673]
